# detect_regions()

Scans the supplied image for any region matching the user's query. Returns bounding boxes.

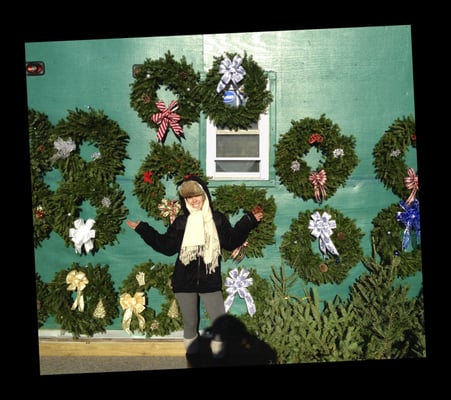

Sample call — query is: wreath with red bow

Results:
[372,115,418,201]
[130,51,202,143]
[274,114,359,202]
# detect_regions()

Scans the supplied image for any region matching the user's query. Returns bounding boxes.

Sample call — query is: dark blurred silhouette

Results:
[186,314,277,368]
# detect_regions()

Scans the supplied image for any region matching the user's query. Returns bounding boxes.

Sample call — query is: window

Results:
[205,71,275,183]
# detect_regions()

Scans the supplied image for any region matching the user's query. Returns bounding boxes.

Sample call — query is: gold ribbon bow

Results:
[119,292,146,335]
[66,269,89,312]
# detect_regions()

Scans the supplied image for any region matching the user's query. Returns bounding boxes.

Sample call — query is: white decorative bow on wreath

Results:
[224,267,256,316]
[308,211,339,258]
[69,218,96,254]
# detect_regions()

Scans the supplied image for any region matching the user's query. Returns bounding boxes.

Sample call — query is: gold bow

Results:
[120,292,146,334]
[66,269,89,312]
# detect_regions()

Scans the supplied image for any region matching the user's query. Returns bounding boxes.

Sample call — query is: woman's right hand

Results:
[126,220,140,230]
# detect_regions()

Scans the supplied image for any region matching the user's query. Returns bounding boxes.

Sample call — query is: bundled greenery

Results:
[274,114,359,201]
[36,272,50,328]
[372,115,417,199]
[280,205,364,285]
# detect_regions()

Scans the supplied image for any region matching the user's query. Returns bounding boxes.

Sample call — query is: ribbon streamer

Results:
[404,167,419,205]
[151,100,184,142]
[120,292,146,335]
[308,169,327,202]
[308,211,339,258]
[66,269,89,312]
[224,268,256,316]
[396,199,421,251]
[69,218,96,254]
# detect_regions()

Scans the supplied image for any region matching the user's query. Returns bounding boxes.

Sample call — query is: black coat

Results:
[134,177,259,293]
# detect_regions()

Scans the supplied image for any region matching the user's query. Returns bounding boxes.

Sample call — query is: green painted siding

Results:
[26,25,420,332]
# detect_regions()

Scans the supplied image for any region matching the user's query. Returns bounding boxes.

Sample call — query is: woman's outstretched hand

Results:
[126,220,140,230]
[251,205,263,222]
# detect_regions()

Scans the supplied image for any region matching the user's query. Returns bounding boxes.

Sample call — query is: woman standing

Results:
[127,175,263,359]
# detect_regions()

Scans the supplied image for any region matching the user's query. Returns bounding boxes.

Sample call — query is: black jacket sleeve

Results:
[215,211,259,251]
[134,219,183,256]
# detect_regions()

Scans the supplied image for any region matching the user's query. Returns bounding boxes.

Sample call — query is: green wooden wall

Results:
[25,25,420,333]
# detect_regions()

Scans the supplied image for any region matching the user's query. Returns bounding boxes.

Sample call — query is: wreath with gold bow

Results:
[46,263,119,338]
[119,260,183,337]
[212,184,277,261]
[370,202,422,277]
[274,114,359,202]
[280,205,364,285]
[372,115,417,200]
[197,52,273,131]
[133,141,208,224]
[28,109,55,247]
[130,51,202,143]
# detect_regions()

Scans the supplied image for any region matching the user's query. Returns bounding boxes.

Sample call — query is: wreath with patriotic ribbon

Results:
[119,259,183,337]
[28,109,55,247]
[370,201,421,277]
[130,51,202,143]
[133,141,208,224]
[197,52,273,131]
[372,115,417,200]
[212,184,277,261]
[280,205,364,285]
[274,114,359,202]
[46,263,119,338]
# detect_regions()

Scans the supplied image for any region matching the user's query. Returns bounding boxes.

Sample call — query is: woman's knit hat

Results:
[179,180,205,198]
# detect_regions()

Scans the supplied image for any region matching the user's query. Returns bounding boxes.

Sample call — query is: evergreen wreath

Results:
[119,259,183,337]
[47,263,119,338]
[48,181,128,254]
[36,272,50,328]
[372,115,417,199]
[212,184,277,261]
[197,52,273,131]
[280,205,364,285]
[130,51,201,141]
[49,107,130,184]
[133,141,208,224]
[370,202,422,277]
[28,109,55,247]
[274,114,359,202]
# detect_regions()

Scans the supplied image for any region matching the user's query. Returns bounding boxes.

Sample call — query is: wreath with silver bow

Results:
[274,114,359,202]
[370,201,421,277]
[133,141,208,224]
[197,52,273,131]
[130,51,202,143]
[47,263,119,338]
[280,205,364,285]
[372,115,417,199]
[119,260,183,337]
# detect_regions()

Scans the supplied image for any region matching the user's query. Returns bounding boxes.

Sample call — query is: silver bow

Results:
[216,54,246,93]
[308,211,339,258]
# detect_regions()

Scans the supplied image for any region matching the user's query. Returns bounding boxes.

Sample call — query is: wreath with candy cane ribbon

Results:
[372,115,417,200]
[119,259,183,337]
[370,201,422,277]
[133,141,209,224]
[130,51,202,143]
[280,205,364,285]
[197,52,273,131]
[46,263,119,338]
[274,114,359,202]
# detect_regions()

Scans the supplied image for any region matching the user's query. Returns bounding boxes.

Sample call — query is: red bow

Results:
[404,167,418,205]
[151,100,184,142]
[308,169,327,202]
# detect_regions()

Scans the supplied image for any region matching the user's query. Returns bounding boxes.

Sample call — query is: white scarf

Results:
[179,194,221,274]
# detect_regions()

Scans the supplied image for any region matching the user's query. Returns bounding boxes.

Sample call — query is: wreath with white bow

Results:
[197,52,273,131]
[274,114,359,202]
[280,205,364,285]
[47,263,119,338]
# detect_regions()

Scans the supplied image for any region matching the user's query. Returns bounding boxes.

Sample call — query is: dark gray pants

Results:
[175,291,226,339]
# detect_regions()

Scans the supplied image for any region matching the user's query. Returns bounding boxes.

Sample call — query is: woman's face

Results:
[186,194,204,210]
